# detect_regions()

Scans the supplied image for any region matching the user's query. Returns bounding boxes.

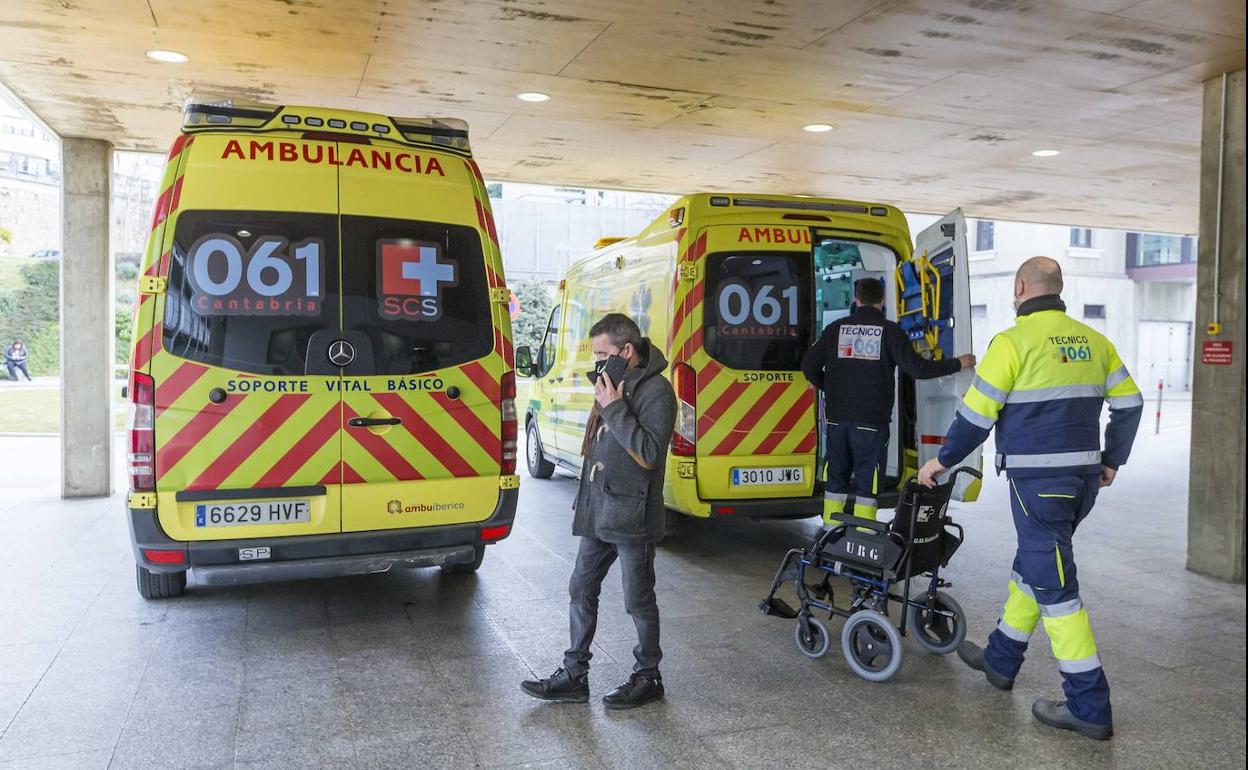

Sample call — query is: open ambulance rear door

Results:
[911,209,982,501]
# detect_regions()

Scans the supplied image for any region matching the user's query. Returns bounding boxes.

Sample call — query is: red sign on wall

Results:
[1201,340,1234,365]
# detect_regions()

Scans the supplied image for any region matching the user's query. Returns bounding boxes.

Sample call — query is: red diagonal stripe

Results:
[710,382,790,456]
[159,249,171,276]
[432,391,500,463]
[169,175,185,214]
[373,394,477,477]
[132,328,155,372]
[187,394,311,490]
[257,402,342,487]
[697,380,749,436]
[319,462,341,486]
[155,361,208,407]
[342,461,365,484]
[474,198,499,245]
[465,158,485,183]
[754,389,816,456]
[343,403,425,481]
[461,361,500,402]
[156,397,244,479]
[151,186,172,231]
[795,429,817,454]
[697,360,722,395]
[167,134,190,160]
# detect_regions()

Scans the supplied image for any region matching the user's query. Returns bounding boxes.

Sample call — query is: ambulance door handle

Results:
[348,417,401,428]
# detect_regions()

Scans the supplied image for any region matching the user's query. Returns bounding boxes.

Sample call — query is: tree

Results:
[511,279,553,354]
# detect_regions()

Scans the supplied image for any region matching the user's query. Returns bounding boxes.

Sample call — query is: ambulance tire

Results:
[841,610,903,682]
[442,546,485,575]
[906,591,967,655]
[527,422,555,479]
[136,565,186,599]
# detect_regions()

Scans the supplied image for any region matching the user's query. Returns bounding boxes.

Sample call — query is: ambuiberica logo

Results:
[377,240,458,321]
[387,499,466,515]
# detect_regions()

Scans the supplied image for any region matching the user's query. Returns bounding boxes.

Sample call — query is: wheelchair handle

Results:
[947,466,983,484]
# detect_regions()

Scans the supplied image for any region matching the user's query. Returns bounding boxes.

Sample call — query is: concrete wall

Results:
[1187,70,1246,583]
[59,137,113,498]
[0,176,60,256]
[1135,282,1198,322]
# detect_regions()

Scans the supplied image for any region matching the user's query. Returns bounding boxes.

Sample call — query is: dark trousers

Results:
[564,535,661,678]
[824,421,890,520]
[984,474,1112,726]
[6,362,31,381]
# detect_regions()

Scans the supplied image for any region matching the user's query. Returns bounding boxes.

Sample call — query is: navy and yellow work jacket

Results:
[938,296,1144,478]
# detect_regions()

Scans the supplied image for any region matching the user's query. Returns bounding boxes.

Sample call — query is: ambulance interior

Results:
[811,236,909,495]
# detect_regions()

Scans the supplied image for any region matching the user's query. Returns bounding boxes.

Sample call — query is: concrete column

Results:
[60,138,114,498]
[1187,70,1246,582]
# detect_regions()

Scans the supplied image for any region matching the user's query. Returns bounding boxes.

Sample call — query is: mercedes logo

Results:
[327,339,356,367]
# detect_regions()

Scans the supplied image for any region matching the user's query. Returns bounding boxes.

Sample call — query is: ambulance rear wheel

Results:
[442,546,485,575]
[136,565,186,599]
[527,423,555,479]
[841,610,903,681]
[794,616,831,658]
[907,591,966,655]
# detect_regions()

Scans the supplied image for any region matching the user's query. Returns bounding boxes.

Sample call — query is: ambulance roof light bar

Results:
[181,97,473,156]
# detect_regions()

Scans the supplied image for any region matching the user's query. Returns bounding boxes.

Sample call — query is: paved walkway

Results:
[0,402,1243,769]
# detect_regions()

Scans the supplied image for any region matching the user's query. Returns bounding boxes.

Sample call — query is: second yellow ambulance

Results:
[519,194,981,521]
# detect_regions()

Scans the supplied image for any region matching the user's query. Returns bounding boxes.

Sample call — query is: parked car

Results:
[30,248,60,260]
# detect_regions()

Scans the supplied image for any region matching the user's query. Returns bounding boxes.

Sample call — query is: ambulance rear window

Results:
[162,211,339,376]
[703,252,813,371]
[340,216,492,375]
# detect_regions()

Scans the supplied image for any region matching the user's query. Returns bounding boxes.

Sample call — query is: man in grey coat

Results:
[522,313,677,710]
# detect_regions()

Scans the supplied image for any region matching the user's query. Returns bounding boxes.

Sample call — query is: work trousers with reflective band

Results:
[824,422,889,523]
[984,473,1111,726]
[565,536,661,678]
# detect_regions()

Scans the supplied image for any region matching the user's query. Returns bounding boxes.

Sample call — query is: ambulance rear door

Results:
[911,209,981,500]
[337,146,503,532]
[152,134,345,541]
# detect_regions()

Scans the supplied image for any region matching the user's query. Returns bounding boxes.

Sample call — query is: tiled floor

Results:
[0,401,1243,769]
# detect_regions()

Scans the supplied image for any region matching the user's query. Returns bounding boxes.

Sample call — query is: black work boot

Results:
[602,672,665,710]
[956,641,1015,691]
[1032,699,1114,741]
[520,667,589,704]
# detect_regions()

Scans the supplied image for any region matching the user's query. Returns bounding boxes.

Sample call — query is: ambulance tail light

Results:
[671,363,697,457]
[500,371,518,474]
[127,372,156,492]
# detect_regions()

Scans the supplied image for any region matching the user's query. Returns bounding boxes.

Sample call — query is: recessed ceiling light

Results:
[803,123,834,133]
[516,92,550,103]
[1031,149,1060,157]
[145,49,189,63]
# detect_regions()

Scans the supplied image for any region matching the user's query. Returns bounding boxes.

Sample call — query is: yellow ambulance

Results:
[517,194,980,521]
[125,99,518,598]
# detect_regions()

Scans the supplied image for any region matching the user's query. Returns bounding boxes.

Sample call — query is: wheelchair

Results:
[759,467,980,682]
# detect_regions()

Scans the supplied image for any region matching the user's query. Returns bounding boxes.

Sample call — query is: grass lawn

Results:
[0,253,36,292]
[0,384,127,433]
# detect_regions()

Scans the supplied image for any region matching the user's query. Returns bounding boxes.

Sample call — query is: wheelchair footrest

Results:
[759,597,799,619]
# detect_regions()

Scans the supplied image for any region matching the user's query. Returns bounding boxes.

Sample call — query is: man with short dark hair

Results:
[522,312,676,710]
[802,278,975,523]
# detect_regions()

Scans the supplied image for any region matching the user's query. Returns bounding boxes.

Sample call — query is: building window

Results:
[975,220,994,252]
[1070,228,1093,248]
[485,183,503,199]
[971,304,988,319]
[1128,232,1192,267]
[1083,304,1106,320]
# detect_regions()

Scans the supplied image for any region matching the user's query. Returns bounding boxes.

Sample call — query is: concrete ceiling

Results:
[1,1,1244,232]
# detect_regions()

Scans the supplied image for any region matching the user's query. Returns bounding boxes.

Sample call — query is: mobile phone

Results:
[587,354,627,386]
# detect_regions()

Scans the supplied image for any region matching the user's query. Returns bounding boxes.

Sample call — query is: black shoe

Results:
[602,672,665,710]
[520,667,589,704]
[956,641,1015,691]
[1032,699,1113,741]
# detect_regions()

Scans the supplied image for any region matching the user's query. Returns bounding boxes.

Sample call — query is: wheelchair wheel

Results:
[907,591,967,655]
[794,616,831,659]
[841,610,903,681]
